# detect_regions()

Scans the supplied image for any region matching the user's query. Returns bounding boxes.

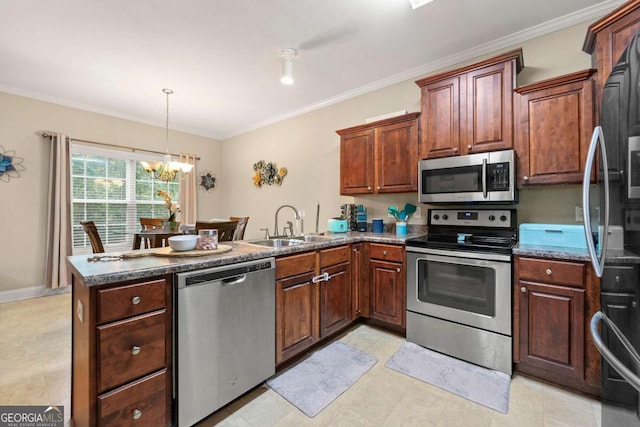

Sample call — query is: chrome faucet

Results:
[274,204,303,237]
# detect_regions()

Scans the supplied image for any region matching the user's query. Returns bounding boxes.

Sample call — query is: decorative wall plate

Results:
[199,171,217,191]
[252,160,287,187]
[0,145,24,183]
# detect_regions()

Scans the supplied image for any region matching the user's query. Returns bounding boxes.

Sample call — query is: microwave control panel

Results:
[487,162,511,191]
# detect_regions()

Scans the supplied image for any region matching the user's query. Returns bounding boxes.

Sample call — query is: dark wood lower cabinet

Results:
[514,256,600,396]
[320,261,352,338]
[275,271,318,365]
[369,259,404,327]
[275,243,405,366]
[518,281,585,379]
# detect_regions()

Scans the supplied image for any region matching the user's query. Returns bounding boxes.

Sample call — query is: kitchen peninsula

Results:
[67,231,417,427]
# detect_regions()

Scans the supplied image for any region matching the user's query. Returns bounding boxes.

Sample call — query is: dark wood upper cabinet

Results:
[337,113,420,195]
[416,49,523,159]
[584,0,640,106]
[514,69,597,186]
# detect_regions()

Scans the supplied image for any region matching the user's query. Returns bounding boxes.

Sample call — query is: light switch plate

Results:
[575,206,584,222]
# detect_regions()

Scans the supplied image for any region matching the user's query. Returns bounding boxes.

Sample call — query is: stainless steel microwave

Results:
[418,149,517,204]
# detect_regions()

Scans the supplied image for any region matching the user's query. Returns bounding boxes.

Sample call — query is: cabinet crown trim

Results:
[415,48,523,88]
[583,0,640,53]
[515,69,597,94]
[335,112,420,135]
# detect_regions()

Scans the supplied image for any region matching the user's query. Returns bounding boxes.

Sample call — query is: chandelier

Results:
[140,89,194,182]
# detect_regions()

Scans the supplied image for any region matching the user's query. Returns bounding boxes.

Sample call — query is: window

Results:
[71,143,179,254]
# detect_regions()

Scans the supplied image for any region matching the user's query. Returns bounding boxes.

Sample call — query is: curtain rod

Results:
[40,132,200,161]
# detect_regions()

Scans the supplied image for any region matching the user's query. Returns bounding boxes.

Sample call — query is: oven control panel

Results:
[429,209,515,228]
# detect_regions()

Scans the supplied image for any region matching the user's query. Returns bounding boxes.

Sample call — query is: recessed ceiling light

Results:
[409,0,435,10]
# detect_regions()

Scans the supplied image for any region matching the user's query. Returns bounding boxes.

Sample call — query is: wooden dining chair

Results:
[195,220,239,242]
[138,217,166,249]
[80,220,105,254]
[140,217,165,230]
[229,216,249,240]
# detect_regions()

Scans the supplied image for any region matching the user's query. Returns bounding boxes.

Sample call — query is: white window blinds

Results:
[70,143,180,254]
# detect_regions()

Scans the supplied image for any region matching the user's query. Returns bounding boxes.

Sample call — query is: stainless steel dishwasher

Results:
[175,258,275,427]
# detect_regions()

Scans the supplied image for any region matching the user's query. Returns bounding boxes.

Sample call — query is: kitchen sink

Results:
[246,238,306,247]
[246,234,344,248]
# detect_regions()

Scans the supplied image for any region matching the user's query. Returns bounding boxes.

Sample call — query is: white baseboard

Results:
[0,285,71,304]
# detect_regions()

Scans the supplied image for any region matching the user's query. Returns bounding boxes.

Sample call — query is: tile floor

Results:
[0,293,602,426]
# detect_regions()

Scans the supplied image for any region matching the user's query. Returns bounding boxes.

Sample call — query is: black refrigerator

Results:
[583,31,640,426]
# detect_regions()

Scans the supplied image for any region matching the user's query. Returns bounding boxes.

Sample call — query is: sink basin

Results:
[246,238,306,248]
[246,234,343,248]
[298,234,342,242]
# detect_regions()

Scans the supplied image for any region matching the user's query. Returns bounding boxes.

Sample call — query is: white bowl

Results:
[168,235,198,251]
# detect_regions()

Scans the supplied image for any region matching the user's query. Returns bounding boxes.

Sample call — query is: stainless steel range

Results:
[405,208,517,375]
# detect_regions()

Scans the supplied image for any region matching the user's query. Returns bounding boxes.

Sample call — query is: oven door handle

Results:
[590,311,640,392]
[421,252,505,268]
[407,246,511,262]
[482,158,488,199]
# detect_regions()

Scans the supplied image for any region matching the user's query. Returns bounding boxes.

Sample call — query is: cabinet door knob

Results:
[377,186,381,190]
[132,296,141,305]
[383,250,387,255]
[132,409,142,420]
[467,145,472,149]
[616,275,620,282]
[367,186,372,191]
[523,176,529,181]
[546,268,552,275]
[131,345,141,355]
[353,248,359,253]
[397,268,401,273]
[521,286,527,293]
[453,147,458,152]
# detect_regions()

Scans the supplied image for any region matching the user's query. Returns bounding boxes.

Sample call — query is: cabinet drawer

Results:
[518,258,585,288]
[97,279,166,324]
[98,310,166,393]
[276,251,316,279]
[369,243,404,262]
[602,265,638,292]
[319,245,350,268]
[98,369,167,426]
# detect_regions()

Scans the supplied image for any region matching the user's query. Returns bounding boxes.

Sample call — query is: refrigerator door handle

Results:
[582,126,609,278]
[590,311,640,392]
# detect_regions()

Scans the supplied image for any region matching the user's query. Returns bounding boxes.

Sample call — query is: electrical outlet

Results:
[575,206,584,222]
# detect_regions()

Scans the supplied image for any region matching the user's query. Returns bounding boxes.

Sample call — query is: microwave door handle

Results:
[482,158,488,198]
[590,311,640,392]
[582,126,609,278]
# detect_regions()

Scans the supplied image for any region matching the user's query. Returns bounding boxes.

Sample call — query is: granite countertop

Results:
[68,231,421,287]
[513,243,640,264]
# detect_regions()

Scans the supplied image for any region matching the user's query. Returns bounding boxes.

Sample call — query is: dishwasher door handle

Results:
[222,275,247,286]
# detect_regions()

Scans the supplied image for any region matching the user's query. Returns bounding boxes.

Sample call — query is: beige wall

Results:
[0,92,221,295]
[1,19,597,297]
[220,20,595,239]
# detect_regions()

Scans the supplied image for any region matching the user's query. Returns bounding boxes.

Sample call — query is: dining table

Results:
[132,228,184,250]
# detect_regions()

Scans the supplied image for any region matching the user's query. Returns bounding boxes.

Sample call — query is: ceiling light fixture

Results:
[140,89,194,182]
[408,0,435,10]
[280,48,297,85]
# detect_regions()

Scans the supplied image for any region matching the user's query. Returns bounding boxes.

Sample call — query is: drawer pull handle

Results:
[132,296,141,305]
[131,345,141,355]
[521,286,527,293]
[546,269,552,275]
[132,409,142,420]
[383,250,387,256]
